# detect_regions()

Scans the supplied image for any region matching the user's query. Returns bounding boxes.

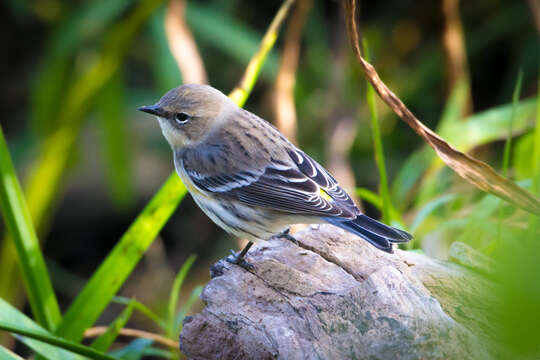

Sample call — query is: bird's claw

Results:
[226,251,255,270]
[274,228,298,245]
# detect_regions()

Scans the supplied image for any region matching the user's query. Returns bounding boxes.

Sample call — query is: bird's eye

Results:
[174,112,190,125]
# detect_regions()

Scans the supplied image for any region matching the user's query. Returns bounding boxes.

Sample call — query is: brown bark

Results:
[180,225,505,359]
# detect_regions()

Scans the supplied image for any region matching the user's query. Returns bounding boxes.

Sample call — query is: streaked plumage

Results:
[139,84,411,257]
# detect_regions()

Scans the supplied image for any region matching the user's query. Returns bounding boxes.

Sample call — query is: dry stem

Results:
[165,0,207,84]
[273,0,312,143]
[344,0,540,215]
[84,326,178,348]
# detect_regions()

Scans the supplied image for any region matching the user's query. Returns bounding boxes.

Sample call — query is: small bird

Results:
[139,84,411,267]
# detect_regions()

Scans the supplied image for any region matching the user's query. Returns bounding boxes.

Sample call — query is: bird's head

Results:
[139,84,232,149]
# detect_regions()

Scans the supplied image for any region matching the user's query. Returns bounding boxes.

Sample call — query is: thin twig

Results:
[165,0,207,84]
[84,326,178,348]
[229,0,296,107]
[273,0,312,143]
[344,0,540,215]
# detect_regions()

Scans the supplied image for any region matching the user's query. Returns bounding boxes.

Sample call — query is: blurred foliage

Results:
[0,0,539,358]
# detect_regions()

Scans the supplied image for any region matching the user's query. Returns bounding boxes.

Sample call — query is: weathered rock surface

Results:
[180,225,499,360]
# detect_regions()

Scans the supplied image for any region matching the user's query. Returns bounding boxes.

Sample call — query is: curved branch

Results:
[344,0,540,215]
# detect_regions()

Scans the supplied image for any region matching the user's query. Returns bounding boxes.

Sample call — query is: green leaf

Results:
[167,255,197,338]
[112,296,167,331]
[0,126,61,330]
[355,188,405,227]
[0,345,24,360]
[90,300,135,352]
[186,2,279,82]
[30,0,132,135]
[97,73,134,210]
[0,298,112,360]
[392,98,538,208]
[362,39,392,224]
[149,5,183,92]
[138,347,173,358]
[174,285,203,334]
[533,66,540,196]
[501,70,523,177]
[22,0,166,243]
[109,339,153,360]
[390,147,433,211]
[55,174,187,342]
[409,193,458,233]
[392,80,468,209]
[497,71,523,243]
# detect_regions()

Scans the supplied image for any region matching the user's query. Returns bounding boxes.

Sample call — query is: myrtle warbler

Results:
[139,84,411,267]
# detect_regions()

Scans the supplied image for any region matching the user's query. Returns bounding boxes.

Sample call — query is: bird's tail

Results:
[324,214,412,253]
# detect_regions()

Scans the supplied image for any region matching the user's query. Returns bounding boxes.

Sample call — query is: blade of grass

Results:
[0,126,61,330]
[108,338,153,360]
[112,296,167,331]
[185,2,280,82]
[0,298,100,360]
[392,98,537,209]
[174,285,203,334]
[528,68,540,243]
[229,0,295,106]
[362,39,392,224]
[97,73,134,210]
[497,71,523,244]
[55,174,187,342]
[90,300,135,352]
[167,255,197,338]
[24,0,165,239]
[409,193,458,233]
[54,0,295,343]
[502,70,523,177]
[0,345,24,360]
[0,323,115,360]
[355,188,404,226]
[139,347,172,358]
[0,0,165,311]
[30,0,132,136]
[532,67,540,196]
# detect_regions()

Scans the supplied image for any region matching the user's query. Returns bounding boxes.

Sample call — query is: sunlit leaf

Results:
[168,255,197,338]
[0,298,111,360]
[0,126,61,330]
[97,73,134,210]
[109,338,153,360]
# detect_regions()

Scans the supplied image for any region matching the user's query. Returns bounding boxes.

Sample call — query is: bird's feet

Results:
[225,241,255,270]
[273,228,298,245]
[226,250,254,270]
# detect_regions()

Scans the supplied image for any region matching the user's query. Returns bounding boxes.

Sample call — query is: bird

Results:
[139,84,412,268]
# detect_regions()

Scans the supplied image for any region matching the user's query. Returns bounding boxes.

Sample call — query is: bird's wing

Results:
[180,144,360,219]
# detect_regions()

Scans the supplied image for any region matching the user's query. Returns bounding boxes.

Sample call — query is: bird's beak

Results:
[138,104,165,117]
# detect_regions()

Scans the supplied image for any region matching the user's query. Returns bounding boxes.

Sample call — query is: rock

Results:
[180,225,500,360]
